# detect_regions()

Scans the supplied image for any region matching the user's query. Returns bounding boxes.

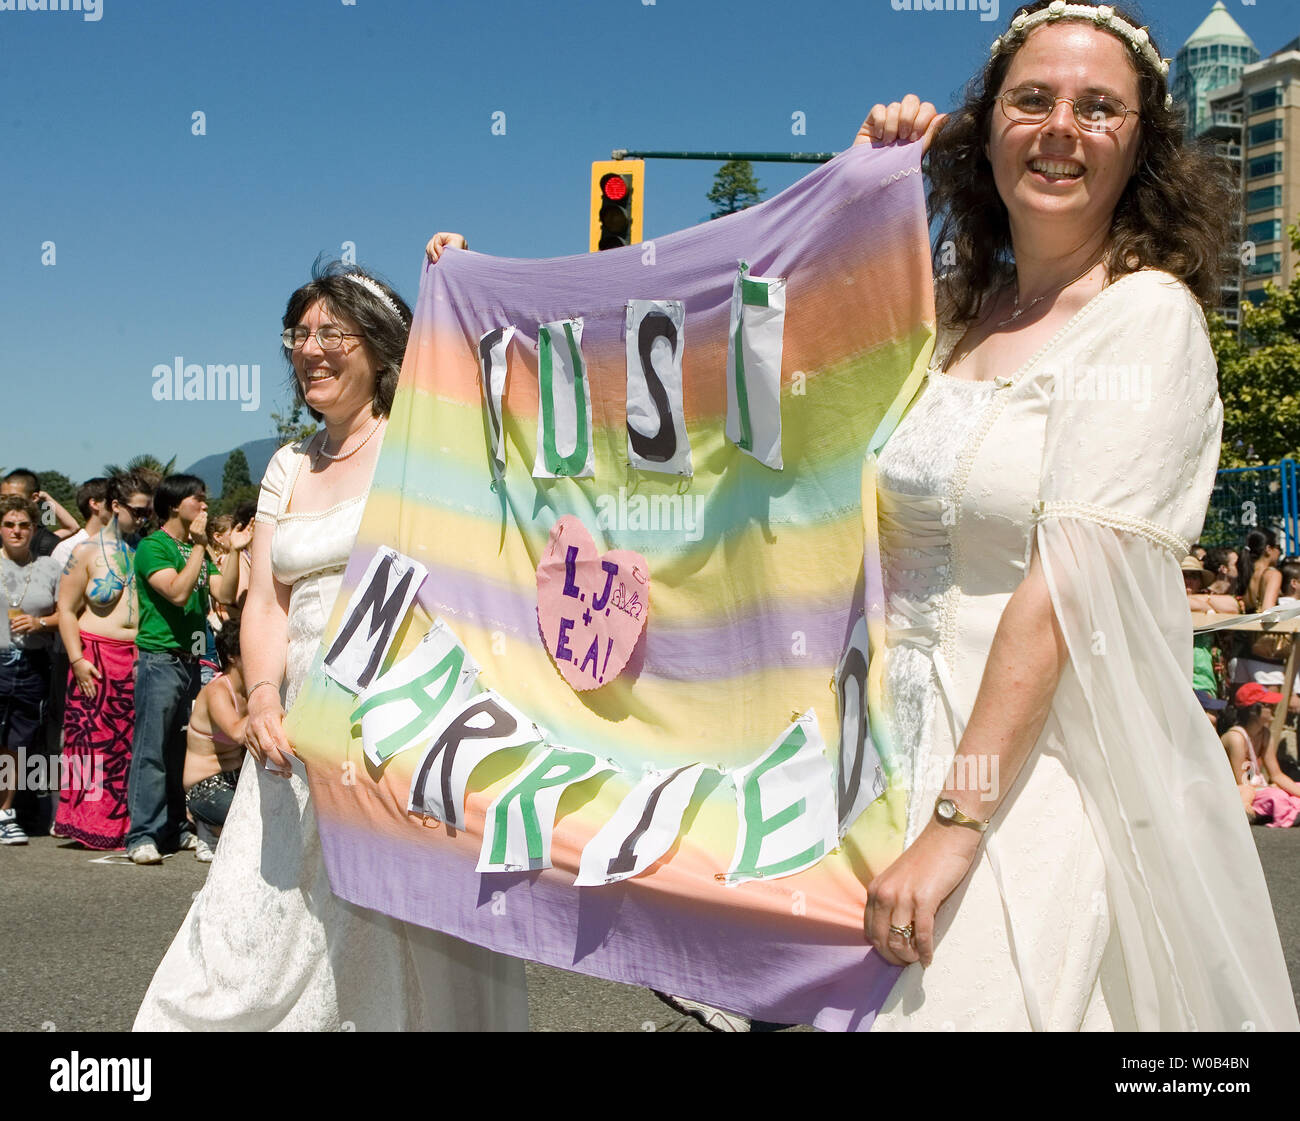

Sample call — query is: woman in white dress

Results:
[855,1,1298,1031]
[135,261,528,1030]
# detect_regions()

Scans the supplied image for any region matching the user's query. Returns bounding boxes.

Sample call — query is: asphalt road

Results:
[4,829,1298,1033]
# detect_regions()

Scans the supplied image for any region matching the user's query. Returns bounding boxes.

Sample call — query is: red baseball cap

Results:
[1235,682,1284,707]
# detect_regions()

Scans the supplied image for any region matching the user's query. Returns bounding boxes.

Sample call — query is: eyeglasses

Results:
[281,326,364,350]
[1,521,33,533]
[123,505,153,519]
[997,86,1137,133]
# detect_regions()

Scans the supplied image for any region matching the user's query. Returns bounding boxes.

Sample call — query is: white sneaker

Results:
[653,991,751,1032]
[0,809,28,846]
[176,830,198,852]
[128,841,163,865]
[194,820,218,863]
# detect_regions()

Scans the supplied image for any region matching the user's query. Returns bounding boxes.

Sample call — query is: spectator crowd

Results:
[1184,528,1300,828]
[4,458,1300,857]
[0,467,252,861]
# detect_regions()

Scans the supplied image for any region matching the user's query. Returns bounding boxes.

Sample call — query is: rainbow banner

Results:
[287,141,934,1031]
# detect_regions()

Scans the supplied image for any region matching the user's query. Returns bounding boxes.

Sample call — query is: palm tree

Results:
[102,453,176,479]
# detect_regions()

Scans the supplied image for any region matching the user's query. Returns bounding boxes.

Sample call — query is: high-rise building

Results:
[1172,2,1259,142]
[1203,34,1300,320]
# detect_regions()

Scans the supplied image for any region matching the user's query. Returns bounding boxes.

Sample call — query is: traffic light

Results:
[589,159,644,251]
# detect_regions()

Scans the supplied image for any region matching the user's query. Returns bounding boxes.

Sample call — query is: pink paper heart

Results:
[537,515,650,691]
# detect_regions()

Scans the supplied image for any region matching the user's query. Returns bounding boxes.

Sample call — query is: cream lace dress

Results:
[868,271,1297,1032]
[134,442,529,1031]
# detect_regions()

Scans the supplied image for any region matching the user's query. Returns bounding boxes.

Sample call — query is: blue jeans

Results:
[126,649,201,851]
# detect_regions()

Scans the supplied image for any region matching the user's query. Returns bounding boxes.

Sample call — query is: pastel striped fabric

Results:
[287,141,935,1030]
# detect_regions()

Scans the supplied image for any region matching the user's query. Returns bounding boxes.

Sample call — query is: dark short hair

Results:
[2,469,39,496]
[153,474,206,522]
[232,499,257,528]
[1203,546,1235,575]
[75,477,110,521]
[1281,562,1300,589]
[214,617,242,671]
[282,259,412,423]
[0,494,40,526]
[107,470,154,509]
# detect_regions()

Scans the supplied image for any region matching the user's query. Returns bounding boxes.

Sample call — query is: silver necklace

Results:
[996,257,1104,328]
[2,554,35,609]
[313,417,383,466]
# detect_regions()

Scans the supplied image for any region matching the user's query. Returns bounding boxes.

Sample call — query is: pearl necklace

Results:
[313,417,384,466]
[996,256,1105,328]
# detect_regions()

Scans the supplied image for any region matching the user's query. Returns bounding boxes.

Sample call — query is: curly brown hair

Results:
[927,0,1236,325]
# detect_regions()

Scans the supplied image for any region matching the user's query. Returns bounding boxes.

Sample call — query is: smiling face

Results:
[290,299,379,422]
[987,23,1143,244]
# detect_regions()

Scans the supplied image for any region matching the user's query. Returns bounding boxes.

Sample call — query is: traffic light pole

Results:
[611,149,837,164]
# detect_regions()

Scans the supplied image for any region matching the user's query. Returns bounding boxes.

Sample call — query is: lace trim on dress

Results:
[1031,499,1190,559]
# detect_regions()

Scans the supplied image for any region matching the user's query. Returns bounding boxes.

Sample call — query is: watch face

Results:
[936,798,955,821]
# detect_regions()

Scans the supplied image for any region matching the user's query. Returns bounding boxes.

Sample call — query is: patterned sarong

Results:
[53,631,135,849]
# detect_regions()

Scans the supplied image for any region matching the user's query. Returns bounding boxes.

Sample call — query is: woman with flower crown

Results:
[135,261,529,1030]
[854,0,1297,1030]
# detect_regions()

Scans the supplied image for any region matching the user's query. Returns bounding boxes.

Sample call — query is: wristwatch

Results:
[935,796,988,832]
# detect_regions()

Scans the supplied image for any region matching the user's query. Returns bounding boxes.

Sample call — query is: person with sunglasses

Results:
[0,496,62,845]
[851,1,1296,1031]
[51,471,155,851]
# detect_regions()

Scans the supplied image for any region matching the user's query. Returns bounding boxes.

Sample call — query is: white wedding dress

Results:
[135,442,529,1031]
[867,271,1298,1031]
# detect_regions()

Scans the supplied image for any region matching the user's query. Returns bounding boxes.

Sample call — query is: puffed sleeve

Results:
[256,442,301,527]
[1028,272,1298,1030]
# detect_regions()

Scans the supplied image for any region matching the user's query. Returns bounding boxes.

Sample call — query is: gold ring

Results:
[889,923,915,939]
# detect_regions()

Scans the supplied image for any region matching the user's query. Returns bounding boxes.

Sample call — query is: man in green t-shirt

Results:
[126,474,248,864]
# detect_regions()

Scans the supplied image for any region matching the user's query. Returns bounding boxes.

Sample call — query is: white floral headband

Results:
[343,272,407,326]
[991,3,1174,109]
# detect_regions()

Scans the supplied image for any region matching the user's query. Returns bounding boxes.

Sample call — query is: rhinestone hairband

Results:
[991,3,1174,109]
[343,272,407,326]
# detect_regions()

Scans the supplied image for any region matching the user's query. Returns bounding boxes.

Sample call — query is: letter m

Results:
[324,554,418,690]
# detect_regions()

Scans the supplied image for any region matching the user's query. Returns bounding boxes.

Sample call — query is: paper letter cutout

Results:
[478,325,515,476]
[407,691,541,830]
[536,515,649,691]
[574,763,709,886]
[323,548,428,693]
[534,318,594,478]
[834,616,886,835]
[477,746,616,872]
[352,619,480,767]
[625,299,692,476]
[725,263,786,469]
[725,710,836,884]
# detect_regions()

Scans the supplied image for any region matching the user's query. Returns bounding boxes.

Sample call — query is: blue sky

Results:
[2,0,1293,482]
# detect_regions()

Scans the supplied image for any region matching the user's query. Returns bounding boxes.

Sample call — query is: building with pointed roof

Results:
[1172,2,1260,141]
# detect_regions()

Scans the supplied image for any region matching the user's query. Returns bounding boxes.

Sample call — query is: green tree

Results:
[1211,222,1300,468]
[707,160,765,219]
[270,401,318,444]
[35,469,79,525]
[102,453,176,479]
[221,449,252,498]
[214,447,259,517]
